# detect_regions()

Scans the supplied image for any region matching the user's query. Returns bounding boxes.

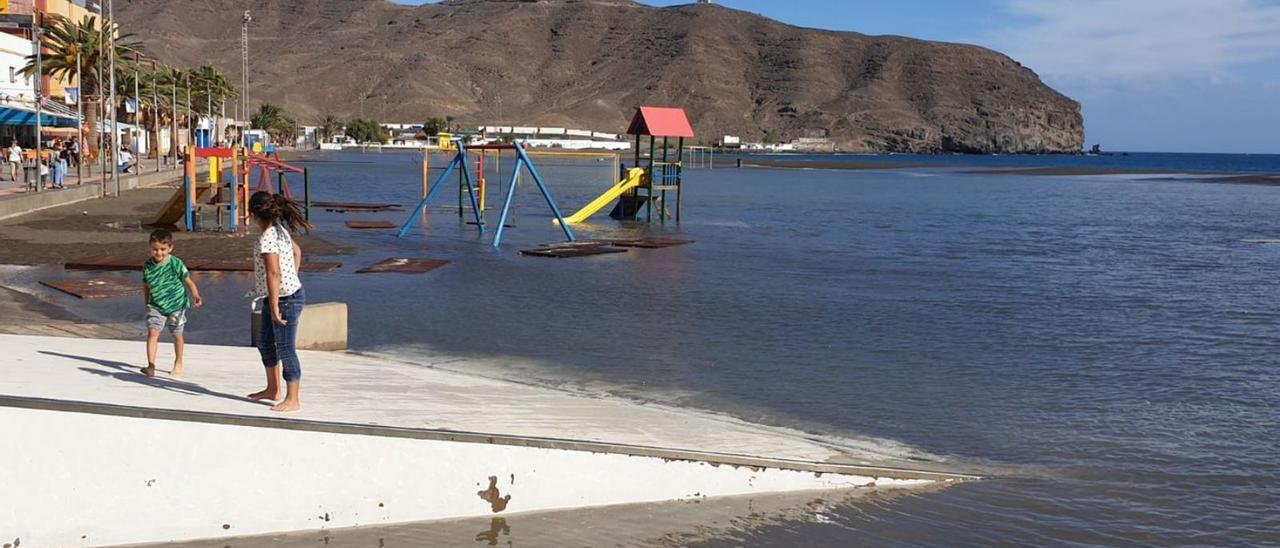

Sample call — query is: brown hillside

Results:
[116,0,1083,153]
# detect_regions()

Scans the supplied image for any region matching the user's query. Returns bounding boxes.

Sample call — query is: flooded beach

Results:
[5,151,1279,544]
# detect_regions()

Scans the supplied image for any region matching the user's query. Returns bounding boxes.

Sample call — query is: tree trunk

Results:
[86,101,99,159]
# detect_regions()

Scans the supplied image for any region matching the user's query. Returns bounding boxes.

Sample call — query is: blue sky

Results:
[395,1,1280,153]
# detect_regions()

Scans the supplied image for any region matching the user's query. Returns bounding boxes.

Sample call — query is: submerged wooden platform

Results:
[520,241,629,258]
[65,255,341,273]
[345,220,398,230]
[313,201,404,213]
[39,278,144,300]
[520,237,694,258]
[356,258,452,274]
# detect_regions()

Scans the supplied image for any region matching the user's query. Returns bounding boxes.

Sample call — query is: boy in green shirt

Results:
[142,229,203,377]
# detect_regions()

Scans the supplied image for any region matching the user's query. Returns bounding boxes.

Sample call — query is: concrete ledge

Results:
[0,394,975,482]
[251,302,349,351]
[0,182,101,221]
[1,402,947,547]
[0,167,198,222]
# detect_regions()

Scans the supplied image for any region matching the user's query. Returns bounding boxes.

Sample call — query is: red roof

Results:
[626,107,695,138]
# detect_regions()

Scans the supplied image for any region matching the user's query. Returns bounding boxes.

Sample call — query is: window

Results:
[8,67,13,84]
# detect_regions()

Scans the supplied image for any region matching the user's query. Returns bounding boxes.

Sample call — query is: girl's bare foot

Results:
[171,362,184,377]
[270,400,300,413]
[247,389,280,401]
[141,365,156,378]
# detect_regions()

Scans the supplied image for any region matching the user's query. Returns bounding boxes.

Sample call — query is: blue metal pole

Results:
[492,158,524,248]
[183,173,193,231]
[398,153,462,238]
[227,163,237,231]
[514,143,575,243]
[456,145,485,233]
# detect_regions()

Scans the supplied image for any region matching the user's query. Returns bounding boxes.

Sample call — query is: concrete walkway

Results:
[0,333,955,472]
[0,161,198,221]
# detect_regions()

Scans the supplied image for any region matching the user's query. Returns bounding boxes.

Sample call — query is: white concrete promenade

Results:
[0,334,970,547]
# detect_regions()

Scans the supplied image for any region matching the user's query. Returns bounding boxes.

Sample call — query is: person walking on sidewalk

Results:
[6,139,21,182]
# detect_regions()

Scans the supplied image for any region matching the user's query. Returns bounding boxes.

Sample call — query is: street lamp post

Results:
[108,0,119,196]
[33,16,42,193]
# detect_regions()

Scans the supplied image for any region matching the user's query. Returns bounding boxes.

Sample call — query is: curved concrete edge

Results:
[0,394,978,482]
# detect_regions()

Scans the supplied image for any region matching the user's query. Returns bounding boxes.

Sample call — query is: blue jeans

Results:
[257,288,305,382]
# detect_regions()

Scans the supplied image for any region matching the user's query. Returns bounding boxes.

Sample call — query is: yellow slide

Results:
[152,184,212,226]
[559,168,645,224]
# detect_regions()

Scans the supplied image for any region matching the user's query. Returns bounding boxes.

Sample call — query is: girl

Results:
[50,148,67,189]
[246,191,311,412]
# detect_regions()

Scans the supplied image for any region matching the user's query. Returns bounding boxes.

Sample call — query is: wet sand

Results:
[0,184,346,266]
[133,485,941,548]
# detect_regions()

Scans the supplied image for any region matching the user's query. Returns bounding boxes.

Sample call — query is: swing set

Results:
[398,139,575,247]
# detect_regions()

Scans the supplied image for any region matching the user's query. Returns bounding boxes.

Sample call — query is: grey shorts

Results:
[146,307,187,334]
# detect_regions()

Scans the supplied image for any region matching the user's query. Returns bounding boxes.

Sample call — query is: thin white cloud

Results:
[988,0,1280,82]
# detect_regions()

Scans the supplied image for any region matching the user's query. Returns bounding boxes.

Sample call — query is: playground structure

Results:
[558,106,694,225]
[398,139,575,247]
[152,146,310,232]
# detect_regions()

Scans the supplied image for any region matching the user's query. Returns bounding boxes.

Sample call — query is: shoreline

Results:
[739,159,1280,181]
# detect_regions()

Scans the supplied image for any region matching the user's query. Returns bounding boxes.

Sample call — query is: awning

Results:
[40,127,81,137]
[0,105,79,128]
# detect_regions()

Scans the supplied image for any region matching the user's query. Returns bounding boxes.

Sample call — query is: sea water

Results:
[59,151,1280,545]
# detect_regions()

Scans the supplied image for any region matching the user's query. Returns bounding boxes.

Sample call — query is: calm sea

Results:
[62,151,1280,545]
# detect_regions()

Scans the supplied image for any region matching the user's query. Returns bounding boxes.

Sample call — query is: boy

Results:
[142,229,202,377]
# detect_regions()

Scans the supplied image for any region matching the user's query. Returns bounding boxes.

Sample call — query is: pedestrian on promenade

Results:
[49,148,67,189]
[119,146,137,174]
[246,191,311,412]
[69,137,79,167]
[6,139,21,182]
[142,229,203,378]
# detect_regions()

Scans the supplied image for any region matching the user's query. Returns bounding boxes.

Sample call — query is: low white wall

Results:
[0,406,928,547]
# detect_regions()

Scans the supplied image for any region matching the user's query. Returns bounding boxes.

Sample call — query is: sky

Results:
[394,0,1280,154]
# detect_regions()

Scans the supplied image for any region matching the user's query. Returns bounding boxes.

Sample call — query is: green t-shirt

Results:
[143,256,190,315]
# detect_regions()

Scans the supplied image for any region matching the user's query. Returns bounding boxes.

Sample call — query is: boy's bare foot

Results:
[171,363,184,377]
[270,400,300,413]
[141,365,156,378]
[247,389,280,401]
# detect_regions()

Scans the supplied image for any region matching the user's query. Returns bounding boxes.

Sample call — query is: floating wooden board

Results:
[609,238,696,249]
[520,242,629,259]
[314,201,404,213]
[356,258,451,274]
[40,278,144,300]
[345,220,398,230]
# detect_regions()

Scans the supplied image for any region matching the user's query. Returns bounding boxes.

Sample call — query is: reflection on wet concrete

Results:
[130,485,941,548]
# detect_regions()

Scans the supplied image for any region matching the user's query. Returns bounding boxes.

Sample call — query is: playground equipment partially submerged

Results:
[152,147,311,232]
[398,139,576,247]
[562,106,694,225]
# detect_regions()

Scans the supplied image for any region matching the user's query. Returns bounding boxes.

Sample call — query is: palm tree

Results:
[23,14,143,154]
[251,103,297,144]
[318,114,340,142]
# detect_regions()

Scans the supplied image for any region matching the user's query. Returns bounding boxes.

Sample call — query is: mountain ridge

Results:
[116,0,1084,153]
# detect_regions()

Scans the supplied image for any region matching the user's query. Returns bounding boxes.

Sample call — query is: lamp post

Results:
[32,15,42,193]
[151,60,158,173]
[75,37,82,185]
[108,0,119,196]
[241,10,250,145]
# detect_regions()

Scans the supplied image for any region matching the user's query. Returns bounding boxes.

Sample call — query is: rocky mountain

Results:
[116,0,1084,153]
